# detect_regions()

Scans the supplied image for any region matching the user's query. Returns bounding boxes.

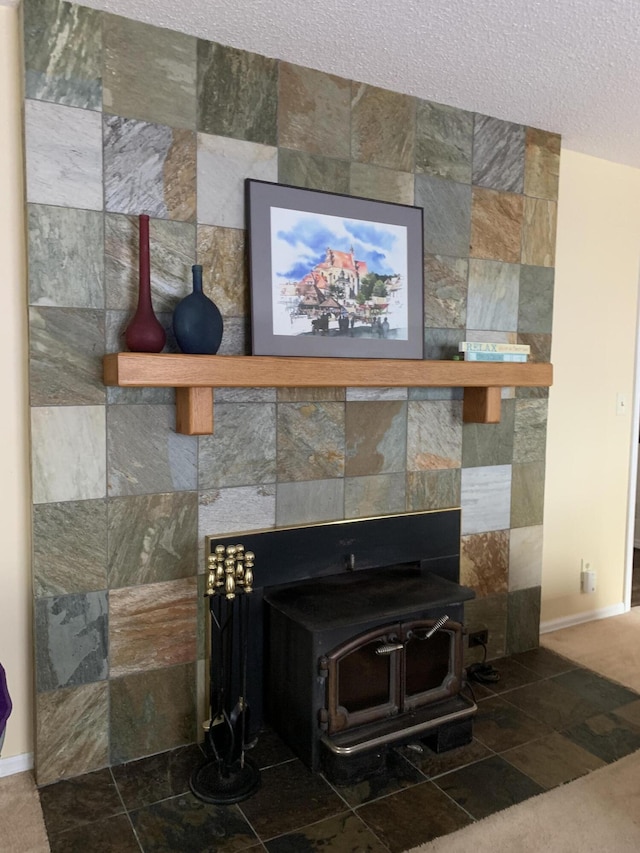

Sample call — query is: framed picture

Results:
[246,180,424,359]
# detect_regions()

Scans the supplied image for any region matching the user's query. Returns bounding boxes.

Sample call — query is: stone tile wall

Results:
[23,0,559,783]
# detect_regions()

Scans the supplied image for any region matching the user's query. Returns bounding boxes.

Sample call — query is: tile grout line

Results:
[108,765,145,853]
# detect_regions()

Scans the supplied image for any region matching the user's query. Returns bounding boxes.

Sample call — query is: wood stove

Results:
[206,508,476,784]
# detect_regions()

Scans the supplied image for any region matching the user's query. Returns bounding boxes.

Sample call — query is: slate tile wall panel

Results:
[23,0,558,782]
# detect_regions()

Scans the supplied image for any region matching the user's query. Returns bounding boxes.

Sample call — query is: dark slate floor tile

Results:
[562,711,640,764]
[356,780,472,853]
[238,759,345,840]
[500,677,602,731]
[477,656,543,694]
[48,813,140,853]
[39,768,124,836]
[131,791,258,852]
[434,754,544,820]
[247,727,297,770]
[464,678,495,701]
[511,646,575,678]
[613,698,640,728]
[398,737,493,779]
[331,749,424,807]
[265,811,388,852]
[501,731,606,789]
[39,655,640,853]
[551,668,640,713]
[112,743,204,810]
[472,695,553,751]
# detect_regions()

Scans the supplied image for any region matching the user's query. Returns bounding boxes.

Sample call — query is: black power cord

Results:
[466,640,500,684]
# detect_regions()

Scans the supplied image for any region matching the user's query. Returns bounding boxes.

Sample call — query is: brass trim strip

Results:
[205,506,461,549]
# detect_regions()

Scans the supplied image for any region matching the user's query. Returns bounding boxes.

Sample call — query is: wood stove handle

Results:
[375,642,404,655]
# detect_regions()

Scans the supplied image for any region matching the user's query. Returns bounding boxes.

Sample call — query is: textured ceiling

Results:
[81,0,640,168]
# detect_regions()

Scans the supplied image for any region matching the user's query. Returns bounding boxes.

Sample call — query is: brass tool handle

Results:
[206,544,256,596]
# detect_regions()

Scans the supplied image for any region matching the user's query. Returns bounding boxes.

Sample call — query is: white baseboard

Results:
[0,752,33,778]
[540,602,627,635]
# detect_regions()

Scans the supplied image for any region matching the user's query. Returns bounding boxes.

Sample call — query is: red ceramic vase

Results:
[124,214,166,353]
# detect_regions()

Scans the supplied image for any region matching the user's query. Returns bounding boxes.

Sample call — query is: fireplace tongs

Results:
[375,615,449,655]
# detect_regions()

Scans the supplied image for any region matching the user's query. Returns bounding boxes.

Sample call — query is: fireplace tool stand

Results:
[190,544,260,804]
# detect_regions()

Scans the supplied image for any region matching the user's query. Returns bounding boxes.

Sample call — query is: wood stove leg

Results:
[422,717,473,753]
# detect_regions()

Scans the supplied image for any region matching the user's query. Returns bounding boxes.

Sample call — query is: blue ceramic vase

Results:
[173,265,223,354]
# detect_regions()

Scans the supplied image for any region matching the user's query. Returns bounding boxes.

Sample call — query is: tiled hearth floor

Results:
[39,647,640,853]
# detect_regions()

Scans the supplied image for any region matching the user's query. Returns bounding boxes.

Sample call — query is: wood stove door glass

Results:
[338,638,395,712]
[325,625,401,734]
[403,620,463,710]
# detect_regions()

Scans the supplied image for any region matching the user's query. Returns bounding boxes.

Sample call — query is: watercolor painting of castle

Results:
[270,206,409,341]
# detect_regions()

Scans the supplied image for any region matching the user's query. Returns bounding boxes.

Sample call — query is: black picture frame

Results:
[246,180,424,359]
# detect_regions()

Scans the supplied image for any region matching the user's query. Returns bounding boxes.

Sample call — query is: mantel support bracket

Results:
[462,387,501,424]
[176,387,214,435]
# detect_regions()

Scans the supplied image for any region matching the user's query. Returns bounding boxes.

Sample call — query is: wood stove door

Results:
[322,624,401,735]
[322,618,464,735]
[402,619,463,711]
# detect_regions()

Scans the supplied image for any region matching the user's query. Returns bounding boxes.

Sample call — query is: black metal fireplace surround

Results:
[206,508,476,784]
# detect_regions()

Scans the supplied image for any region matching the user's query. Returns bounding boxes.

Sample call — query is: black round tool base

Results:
[190,756,260,804]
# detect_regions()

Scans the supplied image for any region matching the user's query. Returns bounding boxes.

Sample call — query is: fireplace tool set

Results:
[190,544,261,804]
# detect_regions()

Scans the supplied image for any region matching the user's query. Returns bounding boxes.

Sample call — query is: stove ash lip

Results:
[263,564,475,632]
[320,693,477,756]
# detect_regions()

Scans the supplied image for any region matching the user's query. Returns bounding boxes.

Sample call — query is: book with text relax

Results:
[459,341,530,354]
[464,351,528,362]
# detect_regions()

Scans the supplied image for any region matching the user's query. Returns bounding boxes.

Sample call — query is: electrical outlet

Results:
[581,569,596,593]
[468,629,488,648]
[580,558,596,593]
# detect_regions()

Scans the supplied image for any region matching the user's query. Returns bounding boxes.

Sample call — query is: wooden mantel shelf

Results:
[103,353,553,435]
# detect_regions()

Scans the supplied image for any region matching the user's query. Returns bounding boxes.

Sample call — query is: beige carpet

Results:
[405,747,640,852]
[405,609,640,853]
[0,771,50,853]
[540,608,640,692]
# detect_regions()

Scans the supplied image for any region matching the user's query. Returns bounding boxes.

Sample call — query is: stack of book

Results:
[459,342,530,362]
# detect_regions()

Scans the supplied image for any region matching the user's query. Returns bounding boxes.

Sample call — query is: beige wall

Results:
[542,148,640,626]
[0,2,32,761]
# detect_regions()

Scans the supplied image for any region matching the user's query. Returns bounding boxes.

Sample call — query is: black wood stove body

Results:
[206,508,476,784]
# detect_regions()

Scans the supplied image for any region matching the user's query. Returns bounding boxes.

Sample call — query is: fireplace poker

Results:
[206,546,236,772]
[229,548,254,767]
[190,543,261,804]
[240,551,255,767]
